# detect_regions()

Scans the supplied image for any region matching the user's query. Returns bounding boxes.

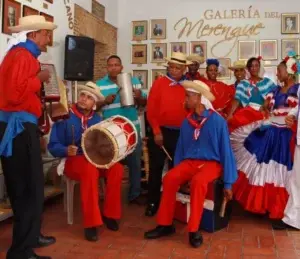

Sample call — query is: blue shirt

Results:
[96,75,147,133]
[174,110,238,189]
[48,111,101,157]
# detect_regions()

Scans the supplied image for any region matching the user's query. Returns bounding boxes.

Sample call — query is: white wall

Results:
[117,0,300,85]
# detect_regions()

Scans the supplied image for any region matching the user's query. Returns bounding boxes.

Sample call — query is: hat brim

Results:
[181,80,215,102]
[228,66,246,71]
[187,57,205,65]
[9,22,57,33]
[78,85,105,102]
[165,57,192,66]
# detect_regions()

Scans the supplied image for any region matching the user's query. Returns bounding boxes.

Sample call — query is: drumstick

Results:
[162,145,172,161]
[71,125,75,145]
[219,197,228,218]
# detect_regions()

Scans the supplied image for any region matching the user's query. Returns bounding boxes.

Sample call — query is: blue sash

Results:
[0,111,38,157]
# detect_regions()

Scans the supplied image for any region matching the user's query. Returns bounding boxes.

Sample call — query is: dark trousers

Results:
[0,122,44,259]
[147,127,180,205]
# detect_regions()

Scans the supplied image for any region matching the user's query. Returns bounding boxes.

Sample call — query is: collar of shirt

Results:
[166,73,186,86]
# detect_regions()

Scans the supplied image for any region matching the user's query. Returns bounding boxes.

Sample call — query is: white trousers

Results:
[282,145,300,229]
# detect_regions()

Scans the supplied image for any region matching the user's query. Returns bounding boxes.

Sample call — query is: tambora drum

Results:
[82,115,138,169]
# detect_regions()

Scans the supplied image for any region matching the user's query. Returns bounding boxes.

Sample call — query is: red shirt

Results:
[147,76,188,135]
[0,47,42,118]
[185,72,206,81]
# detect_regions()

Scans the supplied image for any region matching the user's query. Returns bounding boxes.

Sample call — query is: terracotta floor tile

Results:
[259,236,275,248]
[277,249,299,259]
[243,247,276,256]
[243,235,259,247]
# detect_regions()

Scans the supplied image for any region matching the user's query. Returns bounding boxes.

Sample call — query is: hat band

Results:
[170,57,186,64]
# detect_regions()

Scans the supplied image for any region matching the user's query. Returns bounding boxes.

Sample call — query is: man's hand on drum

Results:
[105,94,116,105]
[223,189,233,201]
[67,145,78,156]
[285,115,296,128]
[154,133,163,147]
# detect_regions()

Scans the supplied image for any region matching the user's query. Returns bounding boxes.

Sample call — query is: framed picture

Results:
[2,0,21,35]
[199,68,207,78]
[23,5,39,17]
[264,66,277,83]
[190,41,207,59]
[151,43,167,63]
[132,20,147,41]
[218,58,231,80]
[281,13,299,34]
[40,12,54,46]
[150,19,167,39]
[151,69,167,84]
[281,39,299,59]
[259,40,278,60]
[170,42,187,54]
[133,70,148,90]
[131,44,147,64]
[238,40,256,60]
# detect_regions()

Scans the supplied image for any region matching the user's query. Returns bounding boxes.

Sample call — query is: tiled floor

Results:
[0,189,300,259]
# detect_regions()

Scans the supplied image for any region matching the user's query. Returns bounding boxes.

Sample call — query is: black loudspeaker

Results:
[64,35,95,81]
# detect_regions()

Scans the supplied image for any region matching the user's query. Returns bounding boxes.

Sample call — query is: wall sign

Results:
[64,0,73,30]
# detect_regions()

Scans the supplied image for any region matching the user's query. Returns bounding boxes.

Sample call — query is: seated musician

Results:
[144,80,237,248]
[48,82,124,242]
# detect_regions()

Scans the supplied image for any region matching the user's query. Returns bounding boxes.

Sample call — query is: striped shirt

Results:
[96,75,147,133]
[235,77,276,107]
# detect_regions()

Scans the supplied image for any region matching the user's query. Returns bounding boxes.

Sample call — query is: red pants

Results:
[64,155,123,228]
[157,159,222,232]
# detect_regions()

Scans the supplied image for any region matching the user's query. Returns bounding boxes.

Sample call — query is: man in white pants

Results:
[283,98,300,229]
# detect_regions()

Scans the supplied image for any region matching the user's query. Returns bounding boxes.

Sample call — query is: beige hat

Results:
[78,82,105,102]
[165,52,192,66]
[9,15,57,33]
[228,60,246,71]
[187,54,205,65]
[181,80,215,102]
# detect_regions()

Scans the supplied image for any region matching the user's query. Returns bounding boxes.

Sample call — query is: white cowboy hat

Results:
[9,15,57,33]
[181,80,215,102]
[165,52,192,66]
[78,82,105,102]
[228,60,246,71]
[187,54,205,65]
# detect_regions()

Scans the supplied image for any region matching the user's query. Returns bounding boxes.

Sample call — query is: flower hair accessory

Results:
[284,51,300,75]
[257,56,263,61]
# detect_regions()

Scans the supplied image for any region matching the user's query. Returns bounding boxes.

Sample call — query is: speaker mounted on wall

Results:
[64,35,95,81]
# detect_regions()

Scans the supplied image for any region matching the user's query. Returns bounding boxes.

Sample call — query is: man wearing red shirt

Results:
[145,52,191,217]
[0,15,57,259]
[185,54,206,81]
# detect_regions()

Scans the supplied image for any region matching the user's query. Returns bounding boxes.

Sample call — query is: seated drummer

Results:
[48,82,124,242]
[144,80,237,248]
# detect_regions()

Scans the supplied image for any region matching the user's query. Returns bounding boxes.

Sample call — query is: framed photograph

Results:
[133,70,148,90]
[281,13,299,34]
[151,69,167,84]
[281,39,299,59]
[150,19,167,39]
[238,40,256,60]
[190,41,207,59]
[170,42,187,54]
[23,5,39,17]
[151,43,167,63]
[264,66,277,83]
[259,40,277,60]
[2,0,21,35]
[131,44,147,64]
[132,20,147,41]
[218,58,231,80]
[40,12,54,46]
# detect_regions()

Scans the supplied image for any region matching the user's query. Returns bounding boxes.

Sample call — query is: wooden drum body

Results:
[82,115,138,169]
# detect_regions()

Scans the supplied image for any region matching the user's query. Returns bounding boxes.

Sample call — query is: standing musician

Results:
[144,80,237,248]
[48,82,124,242]
[0,15,56,259]
[185,54,206,81]
[145,52,190,217]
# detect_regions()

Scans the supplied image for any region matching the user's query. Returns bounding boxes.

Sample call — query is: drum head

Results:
[83,129,115,166]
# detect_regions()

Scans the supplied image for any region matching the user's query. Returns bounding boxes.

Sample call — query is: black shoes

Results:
[189,231,203,248]
[34,234,56,248]
[28,254,51,259]
[103,216,119,231]
[144,225,176,239]
[84,227,98,242]
[271,219,296,230]
[145,203,158,217]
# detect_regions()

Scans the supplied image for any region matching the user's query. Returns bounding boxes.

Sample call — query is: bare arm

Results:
[227,99,240,120]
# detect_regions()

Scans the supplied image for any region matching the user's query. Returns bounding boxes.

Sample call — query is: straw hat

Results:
[78,82,105,102]
[187,54,205,65]
[9,15,57,33]
[228,60,246,71]
[181,80,215,102]
[165,52,192,66]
